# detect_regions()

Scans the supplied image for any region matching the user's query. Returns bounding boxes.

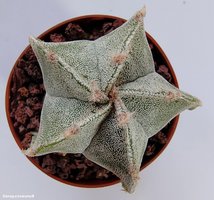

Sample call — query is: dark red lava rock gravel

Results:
[9,18,174,182]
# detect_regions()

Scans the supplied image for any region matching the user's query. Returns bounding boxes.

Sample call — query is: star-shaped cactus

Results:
[24,7,201,193]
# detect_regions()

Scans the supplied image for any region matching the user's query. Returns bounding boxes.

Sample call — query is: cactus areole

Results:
[24,7,201,193]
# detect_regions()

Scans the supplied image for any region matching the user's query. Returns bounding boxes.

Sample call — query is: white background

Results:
[0,0,213,199]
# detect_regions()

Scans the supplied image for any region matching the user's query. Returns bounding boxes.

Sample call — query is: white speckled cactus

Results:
[24,7,201,193]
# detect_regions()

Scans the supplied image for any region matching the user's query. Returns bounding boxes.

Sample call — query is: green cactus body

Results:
[24,6,201,193]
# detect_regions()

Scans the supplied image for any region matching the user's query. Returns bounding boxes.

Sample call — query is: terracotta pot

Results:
[5,15,179,188]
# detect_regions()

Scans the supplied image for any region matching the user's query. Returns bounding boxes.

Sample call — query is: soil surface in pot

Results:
[9,18,176,184]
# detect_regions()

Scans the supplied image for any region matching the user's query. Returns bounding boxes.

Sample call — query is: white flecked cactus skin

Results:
[24,7,201,193]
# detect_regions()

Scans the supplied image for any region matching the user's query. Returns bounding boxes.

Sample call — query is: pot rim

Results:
[5,14,179,188]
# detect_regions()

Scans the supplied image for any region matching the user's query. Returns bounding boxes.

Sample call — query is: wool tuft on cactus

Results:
[24,6,201,193]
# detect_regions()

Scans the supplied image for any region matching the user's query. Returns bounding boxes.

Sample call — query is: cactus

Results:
[24,6,201,193]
